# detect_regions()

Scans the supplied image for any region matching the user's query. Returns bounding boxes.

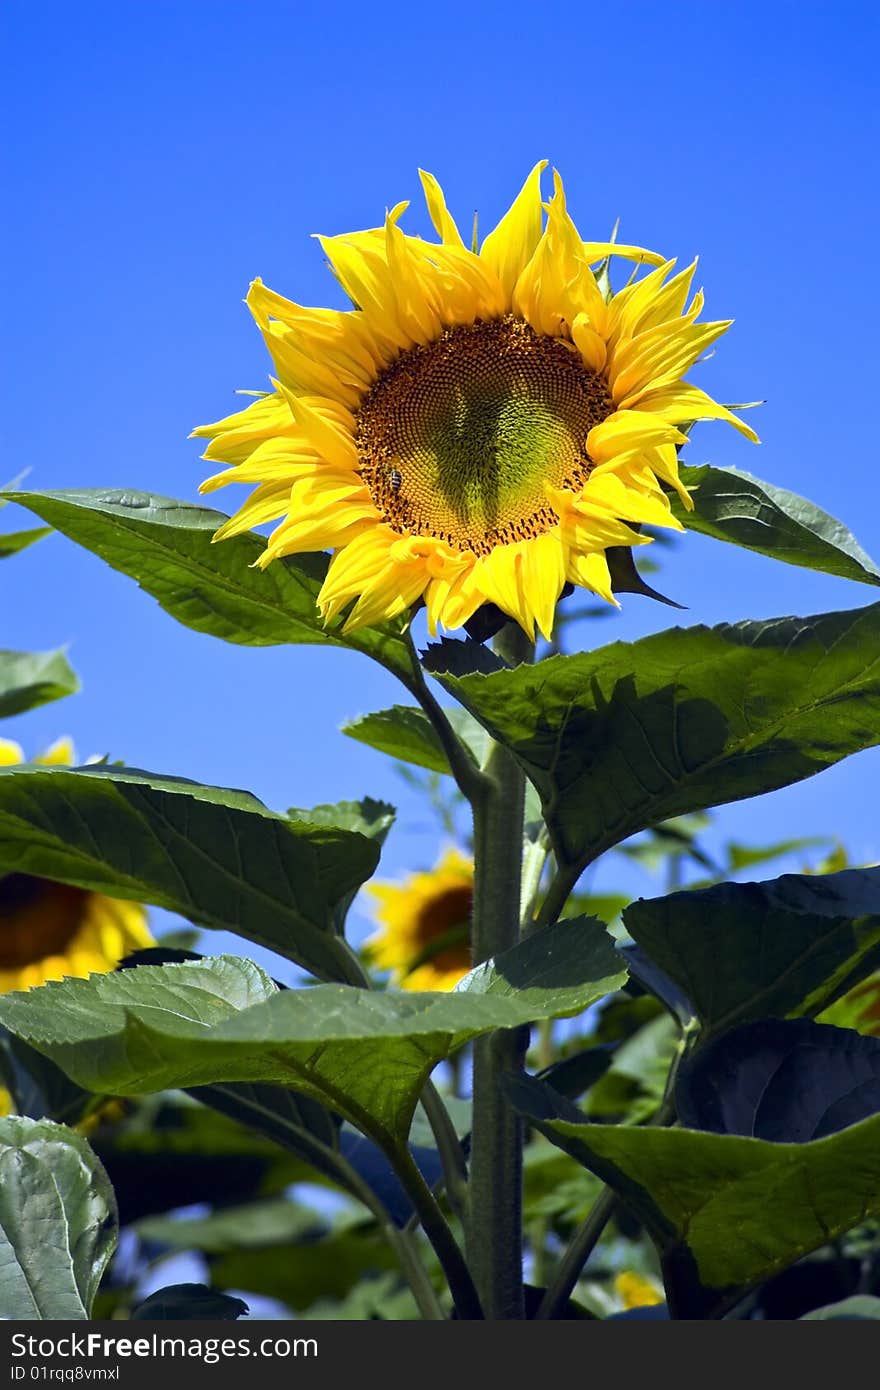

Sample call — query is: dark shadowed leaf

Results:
[92,1097,311,1226]
[0,648,79,717]
[4,489,412,680]
[510,1072,880,1318]
[676,465,880,588]
[624,866,880,1036]
[420,636,506,677]
[0,765,379,981]
[440,604,880,877]
[676,1018,880,1140]
[618,945,695,1027]
[130,1284,248,1320]
[0,1116,117,1318]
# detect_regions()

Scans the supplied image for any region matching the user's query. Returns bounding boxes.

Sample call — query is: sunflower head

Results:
[0,738,153,993]
[194,164,756,641]
[365,847,473,991]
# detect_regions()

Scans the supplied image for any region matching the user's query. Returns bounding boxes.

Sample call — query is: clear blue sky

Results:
[3,0,879,970]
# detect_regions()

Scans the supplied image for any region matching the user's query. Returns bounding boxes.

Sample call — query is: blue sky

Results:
[3,0,879,971]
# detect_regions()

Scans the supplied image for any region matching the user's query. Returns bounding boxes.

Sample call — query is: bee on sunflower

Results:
[193,164,755,640]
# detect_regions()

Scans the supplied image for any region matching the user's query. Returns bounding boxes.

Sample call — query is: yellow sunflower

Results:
[0,738,153,994]
[366,848,473,991]
[614,1271,665,1310]
[194,165,756,639]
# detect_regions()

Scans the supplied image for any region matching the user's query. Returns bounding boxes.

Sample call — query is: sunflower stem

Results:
[533,857,583,930]
[419,1079,470,1223]
[535,1188,617,1319]
[390,1142,484,1319]
[385,1225,446,1320]
[404,638,490,805]
[336,940,470,1223]
[467,621,533,1320]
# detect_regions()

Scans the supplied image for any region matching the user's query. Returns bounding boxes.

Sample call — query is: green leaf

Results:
[209,1221,399,1314]
[286,796,395,842]
[136,1197,323,1253]
[0,933,622,1149]
[0,764,379,981]
[286,797,395,932]
[623,866,880,1037]
[342,704,491,776]
[0,648,79,718]
[676,465,880,588]
[440,602,880,874]
[725,835,831,872]
[342,706,450,774]
[801,1296,880,1320]
[4,489,413,681]
[0,526,51,559]
[0,1115,117,1318]
[458,915,627,1015]
[510,1074,880,1317]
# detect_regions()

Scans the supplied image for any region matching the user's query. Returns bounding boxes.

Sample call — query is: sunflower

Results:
[0,738,153,994]
[614,1271,665,1310]
[366,848,473,991]
[194,165,756,639]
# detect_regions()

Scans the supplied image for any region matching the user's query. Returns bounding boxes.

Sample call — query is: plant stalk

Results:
[535,1188,617,1318]
[390,1143,484,1319]
[466,621,532,1319]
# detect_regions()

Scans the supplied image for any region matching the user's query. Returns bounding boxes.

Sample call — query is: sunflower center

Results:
[409,884,473,975]
[0,873,87,968]
[356,316,613,555]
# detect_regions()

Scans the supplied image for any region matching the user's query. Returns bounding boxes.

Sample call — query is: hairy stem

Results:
[385,1226,446,1319]
[404,638,490,805]
[533,857,583,930]
[419,1078,469,1223]
[535,1189,617,1319]
[466,621,533,1319]
[390,1143,484,1320]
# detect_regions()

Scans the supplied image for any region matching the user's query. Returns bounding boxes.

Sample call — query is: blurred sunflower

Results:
[195,164,756,639]
[614,1271,665,1310]
[366,848,473,991]
[0,738,153,996]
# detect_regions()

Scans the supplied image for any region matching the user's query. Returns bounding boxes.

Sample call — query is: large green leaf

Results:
[0,1116,117,1318]
[0,647,79,718]
[440,603,880,875]
[675,465,880,588]
[0,930,622,1148]
[510,1074,880,1318]
[0,765,379,981]
[0,526,51,559]
[624,867,880,1037]
[4,489,413,681]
